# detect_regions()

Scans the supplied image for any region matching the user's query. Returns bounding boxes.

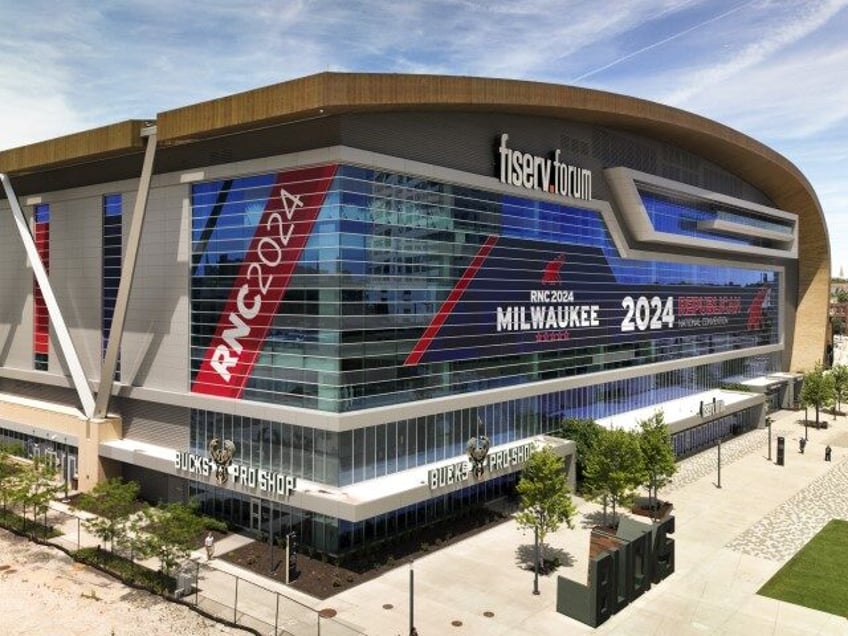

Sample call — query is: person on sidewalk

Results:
[204,532,215,560]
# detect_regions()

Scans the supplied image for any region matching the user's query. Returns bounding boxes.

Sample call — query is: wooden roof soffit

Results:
[0,120,147,175]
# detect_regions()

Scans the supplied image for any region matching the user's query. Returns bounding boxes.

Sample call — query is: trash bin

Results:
[175,571,194,598]
[776,436,785,466]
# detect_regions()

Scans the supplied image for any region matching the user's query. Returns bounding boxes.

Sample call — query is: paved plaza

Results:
[319,407,848,635]
[25,405,848,635]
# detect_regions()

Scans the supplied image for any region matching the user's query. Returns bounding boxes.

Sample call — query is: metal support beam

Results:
[93,128,157,418]
[0,173,96,418]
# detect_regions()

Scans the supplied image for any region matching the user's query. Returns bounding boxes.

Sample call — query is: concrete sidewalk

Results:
[43,406,848,635]
[323,407,848,635]
[45,496,331,635]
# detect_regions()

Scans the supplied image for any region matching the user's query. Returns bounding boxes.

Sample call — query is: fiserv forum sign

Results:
[497,133,592,201]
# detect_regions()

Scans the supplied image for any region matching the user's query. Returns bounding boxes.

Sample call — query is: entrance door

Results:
[250,498,263,534]
[66,454,78,489]
[44,449,59,471]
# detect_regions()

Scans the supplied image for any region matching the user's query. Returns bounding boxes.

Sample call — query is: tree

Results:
[638,411,677,520]
[800,362,835,429]
[584,427,646,527]
[10,456,61,536]
[141,501,209,575]
[0,449,23,513]
[829,364,848,416]
[832,315,846,337]
[76,478,141,552]
[515,446,577,570]
[555,418,602,487]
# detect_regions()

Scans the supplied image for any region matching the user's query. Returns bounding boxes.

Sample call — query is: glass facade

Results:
[184,159,789,556]
[671,406,760,458]
[189,352,778,488]
[189,393,765,554]
[102,194,122,378]
[188,471,517,555]
[641,190,793,246]
[33,204,50,371]
[190,164,782,412]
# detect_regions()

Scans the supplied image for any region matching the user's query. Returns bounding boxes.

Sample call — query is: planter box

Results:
[631,499,673,520]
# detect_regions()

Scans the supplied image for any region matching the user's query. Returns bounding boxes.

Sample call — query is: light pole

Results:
[533,526,540,595]
[766,417,772,462]
[409,561,415,636]
[716,438,722,489]
[62,435,69,502]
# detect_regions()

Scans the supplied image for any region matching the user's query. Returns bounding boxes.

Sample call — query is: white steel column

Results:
[0,173,96,418]
[93,127,157,418]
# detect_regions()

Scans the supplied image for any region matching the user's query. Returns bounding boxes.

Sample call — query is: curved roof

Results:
[0,72,830,370]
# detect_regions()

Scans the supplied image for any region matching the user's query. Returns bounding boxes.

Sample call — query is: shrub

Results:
[76,547,175,594]
[0,508,60,539]
[202,516,228,533]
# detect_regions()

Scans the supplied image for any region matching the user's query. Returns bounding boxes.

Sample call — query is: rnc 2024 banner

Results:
[404,235,775,366]
[192,165,337,399]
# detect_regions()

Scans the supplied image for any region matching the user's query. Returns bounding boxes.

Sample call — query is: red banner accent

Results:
[33,221,49,355]
[192,165,337,398]
[404,235,498,366]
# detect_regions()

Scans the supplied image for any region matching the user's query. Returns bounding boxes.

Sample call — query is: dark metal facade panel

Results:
[0,379,79,408]
[337,112,772,206]
[116,397,189,449]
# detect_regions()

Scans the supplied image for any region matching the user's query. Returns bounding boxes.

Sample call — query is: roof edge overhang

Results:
[0,119,147,175]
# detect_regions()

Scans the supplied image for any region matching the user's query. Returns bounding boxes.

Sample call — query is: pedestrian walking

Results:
[204,532,215,560]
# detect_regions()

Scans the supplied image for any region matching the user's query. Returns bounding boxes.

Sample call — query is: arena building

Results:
[0,73,829,554]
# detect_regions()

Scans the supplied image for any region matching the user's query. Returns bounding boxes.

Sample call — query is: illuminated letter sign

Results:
[497,133,592,201]
[192,165,337,398]
[175,450,297,497]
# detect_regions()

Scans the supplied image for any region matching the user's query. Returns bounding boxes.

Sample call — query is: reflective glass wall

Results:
[190,350,779,487]
[190,164,783,412]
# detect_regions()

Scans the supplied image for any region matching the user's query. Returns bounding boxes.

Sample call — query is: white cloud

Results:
[661,0,848,107]
[1,0,847,274]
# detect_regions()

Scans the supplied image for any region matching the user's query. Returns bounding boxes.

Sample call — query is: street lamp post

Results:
[409,561,415,636]
[767,417,772,462]
[717,438,722,489]
[62,435,69,502]
[533,526,540,595]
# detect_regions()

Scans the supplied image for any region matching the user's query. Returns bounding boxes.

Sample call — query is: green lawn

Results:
[758,519,848,616]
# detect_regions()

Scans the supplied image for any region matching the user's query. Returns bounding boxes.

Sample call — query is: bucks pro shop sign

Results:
[427,441,535,491]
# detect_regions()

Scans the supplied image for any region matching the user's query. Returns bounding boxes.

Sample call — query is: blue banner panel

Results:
[410,236,776,364]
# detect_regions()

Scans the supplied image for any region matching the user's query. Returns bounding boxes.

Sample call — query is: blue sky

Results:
[1,0,846,275]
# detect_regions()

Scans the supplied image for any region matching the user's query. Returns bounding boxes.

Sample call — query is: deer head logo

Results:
[208,437,236,485]
[466,435,491,478]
